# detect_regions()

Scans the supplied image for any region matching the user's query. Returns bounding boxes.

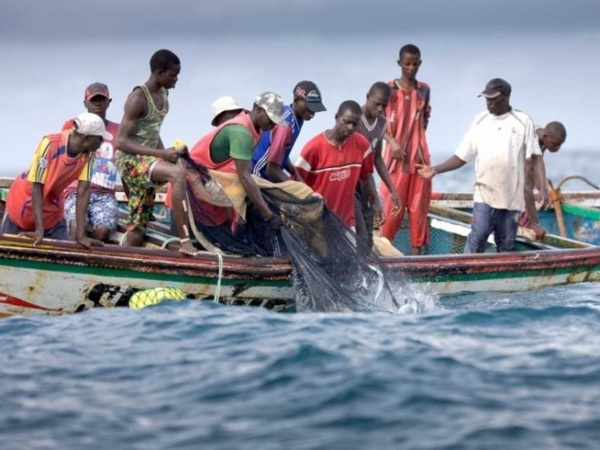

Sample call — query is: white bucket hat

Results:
[211,96,243,126]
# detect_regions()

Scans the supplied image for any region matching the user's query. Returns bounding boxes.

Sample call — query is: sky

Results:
[1,0,599,190]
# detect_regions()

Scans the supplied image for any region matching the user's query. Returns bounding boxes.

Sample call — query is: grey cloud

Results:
[2,0,599,42]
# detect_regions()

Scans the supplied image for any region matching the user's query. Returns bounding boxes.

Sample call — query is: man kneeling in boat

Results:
[1,113,111,248]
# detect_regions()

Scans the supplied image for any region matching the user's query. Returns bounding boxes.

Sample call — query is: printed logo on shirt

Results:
[39,158,48,169]
[91,142,117,189]
[96,142,114,159]
[329,169,351,182]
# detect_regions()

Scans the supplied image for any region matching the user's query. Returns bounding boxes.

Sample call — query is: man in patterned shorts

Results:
[63,82,120,242]
[115,49,197,256]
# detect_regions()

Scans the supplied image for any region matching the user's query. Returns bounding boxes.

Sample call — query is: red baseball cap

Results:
[85,82,110,101]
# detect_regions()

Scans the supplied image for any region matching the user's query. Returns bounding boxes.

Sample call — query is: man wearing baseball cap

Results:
[416,77,548,252]
[62,82,120,243]
[2,112,109,248]
[252,80,326,183]
[176,92,286,254]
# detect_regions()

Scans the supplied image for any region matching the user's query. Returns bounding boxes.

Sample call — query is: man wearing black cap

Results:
[252,81,326,182]
[416,78,548,253]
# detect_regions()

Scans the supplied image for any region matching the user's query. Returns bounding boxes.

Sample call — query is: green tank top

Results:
[116,84,169,167]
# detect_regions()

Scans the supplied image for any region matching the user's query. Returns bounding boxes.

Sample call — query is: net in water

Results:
[182,155,406,312]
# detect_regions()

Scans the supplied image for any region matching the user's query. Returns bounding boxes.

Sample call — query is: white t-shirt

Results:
[454,109,542,211]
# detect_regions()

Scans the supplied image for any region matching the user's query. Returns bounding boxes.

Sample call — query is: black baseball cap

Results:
[478,78,511,99]
[293,81,326,112]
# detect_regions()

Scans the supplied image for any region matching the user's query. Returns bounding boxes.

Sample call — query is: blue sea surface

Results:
[1,283,600,450]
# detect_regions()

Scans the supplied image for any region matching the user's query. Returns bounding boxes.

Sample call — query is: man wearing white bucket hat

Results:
[2,112,110,248]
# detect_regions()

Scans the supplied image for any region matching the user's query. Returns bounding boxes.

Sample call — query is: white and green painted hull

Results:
[2,234,600,317]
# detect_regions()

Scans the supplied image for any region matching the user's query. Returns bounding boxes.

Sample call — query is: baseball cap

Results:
[254,92,286,126]
[85,82,110,101]
[293,81,326,112]
[73,112,113,140]
[478,78,511,99]
[211,96,243,126]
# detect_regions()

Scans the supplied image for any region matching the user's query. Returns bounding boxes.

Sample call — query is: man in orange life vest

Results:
[169,92,287,255]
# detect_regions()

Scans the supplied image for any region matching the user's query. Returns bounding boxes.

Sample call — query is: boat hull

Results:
[0,237,293,317]
[1,236,599,317]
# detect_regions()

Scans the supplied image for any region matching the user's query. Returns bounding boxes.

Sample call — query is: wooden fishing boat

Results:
[429,175,600,246]
[1,180,599,317]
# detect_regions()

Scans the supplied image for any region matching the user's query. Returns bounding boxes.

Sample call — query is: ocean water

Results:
[1,283,600,450]
[1,150,598,449]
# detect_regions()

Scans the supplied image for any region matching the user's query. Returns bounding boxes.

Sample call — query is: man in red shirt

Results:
[2,112,111,248]
[295,100,373,228]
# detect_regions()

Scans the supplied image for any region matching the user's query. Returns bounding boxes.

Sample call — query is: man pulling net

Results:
[169,94,406,312]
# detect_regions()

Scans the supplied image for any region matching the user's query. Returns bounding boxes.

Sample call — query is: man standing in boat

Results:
[252,81,326,183]
[62,82,120,243]
[1,113,111,248]
[379,44,432,255]
[295,100,374,230]
[115,49,197,256]
[416,78,548,253]
[521,121,568,233]
[355,82,402,250]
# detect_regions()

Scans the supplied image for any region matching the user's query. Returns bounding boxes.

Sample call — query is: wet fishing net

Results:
[180,154,406,312]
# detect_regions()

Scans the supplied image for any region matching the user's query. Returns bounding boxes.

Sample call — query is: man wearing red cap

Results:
[1,113,110,248]
[62,82,120,243]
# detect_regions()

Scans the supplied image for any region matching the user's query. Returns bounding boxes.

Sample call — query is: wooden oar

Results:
[548,180,568,238]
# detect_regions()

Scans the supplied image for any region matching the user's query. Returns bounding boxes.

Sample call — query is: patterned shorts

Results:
[117,155,160,232]
[64,191,118,232]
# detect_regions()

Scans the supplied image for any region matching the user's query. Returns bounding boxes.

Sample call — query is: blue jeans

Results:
[1,213,69,240]
[465,202,519,253]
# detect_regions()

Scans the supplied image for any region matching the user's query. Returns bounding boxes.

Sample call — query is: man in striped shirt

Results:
[2,113,111,248]
[380,44,432,255]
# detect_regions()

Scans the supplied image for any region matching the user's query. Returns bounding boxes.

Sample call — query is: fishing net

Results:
[181,154,406,313]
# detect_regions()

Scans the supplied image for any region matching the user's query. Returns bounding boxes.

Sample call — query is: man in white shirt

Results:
[416,78,548,253]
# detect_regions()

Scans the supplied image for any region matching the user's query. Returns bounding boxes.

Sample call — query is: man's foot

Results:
[179,239,200,257]
[410,246,423,256]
